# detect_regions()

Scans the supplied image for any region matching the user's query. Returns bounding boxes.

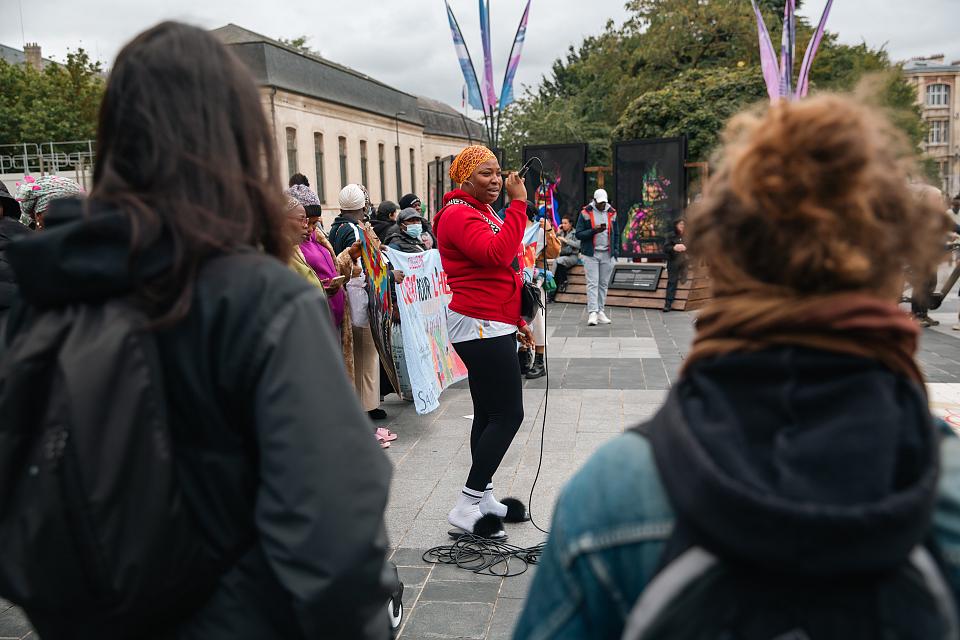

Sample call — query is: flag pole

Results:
[447,1,494,146]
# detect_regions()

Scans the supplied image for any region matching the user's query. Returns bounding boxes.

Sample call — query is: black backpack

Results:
[0,300,222,637]
[621,527,959,640]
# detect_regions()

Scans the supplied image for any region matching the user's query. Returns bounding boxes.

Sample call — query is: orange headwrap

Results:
[449,145,497,185]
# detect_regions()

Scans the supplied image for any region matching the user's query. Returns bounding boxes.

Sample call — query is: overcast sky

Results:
[3,0,957,111]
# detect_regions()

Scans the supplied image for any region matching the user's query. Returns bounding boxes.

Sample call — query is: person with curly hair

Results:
[516,94,958,639]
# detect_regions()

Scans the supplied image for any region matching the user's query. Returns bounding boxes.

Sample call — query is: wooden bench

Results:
[554,263,711,311]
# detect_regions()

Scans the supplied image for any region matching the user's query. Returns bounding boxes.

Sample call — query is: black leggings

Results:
[453,333,525,492]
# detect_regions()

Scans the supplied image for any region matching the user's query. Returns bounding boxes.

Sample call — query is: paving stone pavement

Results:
[6,291,960,639]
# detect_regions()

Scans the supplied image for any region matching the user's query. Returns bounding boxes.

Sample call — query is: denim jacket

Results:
[513,423,960,640]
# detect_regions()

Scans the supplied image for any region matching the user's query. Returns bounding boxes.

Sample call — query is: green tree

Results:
[279,35,321,57]
[614,65,768,161]
[500,0,927,172]
[0,49,105,146]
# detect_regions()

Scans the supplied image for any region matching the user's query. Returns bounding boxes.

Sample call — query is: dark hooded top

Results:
[0,216,31,316]
[647,346,938,577]
[2,199,393,639]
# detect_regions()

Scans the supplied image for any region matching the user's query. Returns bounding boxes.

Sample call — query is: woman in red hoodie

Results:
[434,145,534,539]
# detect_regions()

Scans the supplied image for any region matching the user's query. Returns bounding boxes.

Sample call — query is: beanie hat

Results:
[285,184,321,208]
[398,193,421,210]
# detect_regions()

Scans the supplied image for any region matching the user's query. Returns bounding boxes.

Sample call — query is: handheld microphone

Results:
[517,157,537,180]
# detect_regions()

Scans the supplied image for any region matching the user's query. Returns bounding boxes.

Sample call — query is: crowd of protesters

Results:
[5,18,960,640]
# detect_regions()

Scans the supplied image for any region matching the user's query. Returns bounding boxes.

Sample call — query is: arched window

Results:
[927,84,950,107]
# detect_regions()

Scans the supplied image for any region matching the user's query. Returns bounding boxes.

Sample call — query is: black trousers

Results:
[554,263,569,289]
[911,274,938,316]
[665,259,688,306]
[453,333,525,492]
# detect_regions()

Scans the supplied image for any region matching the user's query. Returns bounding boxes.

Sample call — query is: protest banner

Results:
[383,247,468,414]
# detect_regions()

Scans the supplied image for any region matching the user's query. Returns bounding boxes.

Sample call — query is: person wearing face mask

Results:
[399,193,436,247]
[385,208,427,253]
[433,145,534,540]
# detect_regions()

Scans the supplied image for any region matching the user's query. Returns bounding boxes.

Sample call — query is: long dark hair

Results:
[92,21,287,325]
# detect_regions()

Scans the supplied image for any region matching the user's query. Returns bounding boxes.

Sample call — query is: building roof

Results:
[904,58,960,74]
[212,24,482,141]
[416,96,485,141]
[0,43,57,68]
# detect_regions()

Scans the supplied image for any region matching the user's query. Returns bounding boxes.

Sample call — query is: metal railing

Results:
[0,140,96,189]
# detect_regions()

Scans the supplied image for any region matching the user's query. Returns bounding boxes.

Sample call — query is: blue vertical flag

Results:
[445,1,483,110]
[498,0,530,111]
[479,0,498,109]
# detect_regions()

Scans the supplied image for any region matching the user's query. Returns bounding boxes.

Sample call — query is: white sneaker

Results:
[597,311,612,324]
[587,311,598,326]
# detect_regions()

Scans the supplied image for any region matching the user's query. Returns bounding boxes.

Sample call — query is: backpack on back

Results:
[621,535,959,640]
[0,300,221,637]
[622,420,959,640]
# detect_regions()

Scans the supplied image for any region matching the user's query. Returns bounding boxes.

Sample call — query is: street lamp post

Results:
[395,111,406,199]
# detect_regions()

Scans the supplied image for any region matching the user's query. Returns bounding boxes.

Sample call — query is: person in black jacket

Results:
[663,218,688,312]
[384,208,426,253]
[371,200,398,241]
[0,182,30,321]
[398,192,436,247]
[2,22,392,639]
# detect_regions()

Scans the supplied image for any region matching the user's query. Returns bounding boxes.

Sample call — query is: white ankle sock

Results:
[448,487,484,531]
[480,482,508,518]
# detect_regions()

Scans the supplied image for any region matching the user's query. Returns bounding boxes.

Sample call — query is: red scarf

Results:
[685,292,924,388]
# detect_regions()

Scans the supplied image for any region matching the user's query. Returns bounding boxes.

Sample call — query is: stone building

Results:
[212,24,483,220]
[905,56,960,197]
[0,42,55,71]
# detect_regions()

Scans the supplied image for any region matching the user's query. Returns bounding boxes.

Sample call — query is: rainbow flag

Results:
[358,225,401,395]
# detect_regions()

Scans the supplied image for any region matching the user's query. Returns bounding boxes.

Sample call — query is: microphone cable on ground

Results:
[423,158,552,576]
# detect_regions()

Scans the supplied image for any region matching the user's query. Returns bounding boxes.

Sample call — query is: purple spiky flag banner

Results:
[445,0,484,110]
[479,0,498,109]
[797,0,834,97]
[499,0,531,110]
[779,0,796,96]
[750,0,834,102]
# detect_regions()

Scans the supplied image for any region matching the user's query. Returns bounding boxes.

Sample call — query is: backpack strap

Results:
[629,411,697,575]
[621,546,719,640]
[909,545,960,639]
